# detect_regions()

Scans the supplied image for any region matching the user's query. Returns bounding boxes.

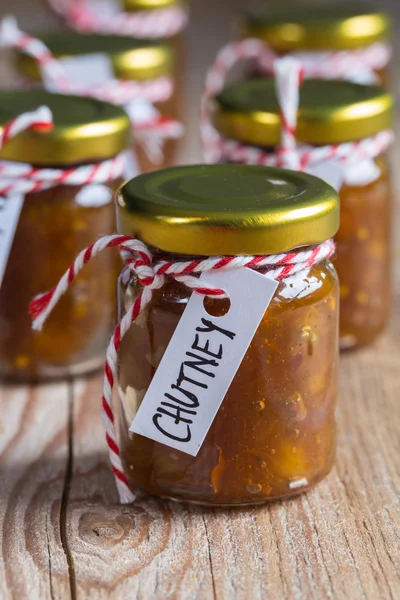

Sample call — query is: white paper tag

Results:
[130,268,279,455]
[307,157,381,191]
[123,151,140,179]
[124,98,159,126]
[85,0,122,16]
[0,195,24,287]
[42,54,114,91]
[75,184,114,207]
[306,159,345,192]
[343,158,381,187]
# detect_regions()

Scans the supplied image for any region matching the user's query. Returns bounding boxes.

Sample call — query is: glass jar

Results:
[16,31,179,173]
[0,90,131,382]
[213,78,394,349]
[243,4,391,85]
[116,164,340,505]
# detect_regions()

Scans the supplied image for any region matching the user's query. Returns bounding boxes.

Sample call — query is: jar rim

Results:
[0,90,131,165]
[214,78,393,146]
[244,4,391,51]
[124,0,184,10]
[16,32,174,83]
[117,164,339,255]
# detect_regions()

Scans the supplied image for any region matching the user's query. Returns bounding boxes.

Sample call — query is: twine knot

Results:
[29,234,335,504]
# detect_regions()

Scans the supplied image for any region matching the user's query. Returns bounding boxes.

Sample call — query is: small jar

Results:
[116,164,339,505]
[243,4,391,84]
[213,78,394,349]
[0,90,131,382]
[16,31,179,173]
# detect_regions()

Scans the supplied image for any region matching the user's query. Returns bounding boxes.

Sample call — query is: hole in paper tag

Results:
[0,195,24,288]
[75,184,113,207]
[203,296,231,317]
[130,268,279,456]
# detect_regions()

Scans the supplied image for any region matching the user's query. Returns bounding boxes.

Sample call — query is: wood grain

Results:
[0,382,71,600]
[0,0,399,597]
[60,297,400,600]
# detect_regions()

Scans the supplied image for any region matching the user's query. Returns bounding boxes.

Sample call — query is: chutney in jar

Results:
[213,78,394,348]
[0,90,131,381]
[16,31,180,173]
[243,4,391,85]
[116,164,340,505]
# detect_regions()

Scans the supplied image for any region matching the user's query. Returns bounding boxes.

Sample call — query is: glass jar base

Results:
[127,470,331,507]
[0,354,104,384]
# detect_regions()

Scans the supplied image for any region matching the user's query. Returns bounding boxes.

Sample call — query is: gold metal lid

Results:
[16,31,173,82]
[244,3,390,51]
[117,164,339,255]
[214,78,393,146]
[123,0,182,11]
[0,90,131,165]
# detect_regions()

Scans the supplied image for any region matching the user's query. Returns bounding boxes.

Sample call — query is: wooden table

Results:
[1,296,399,599]
[0,0,400,597]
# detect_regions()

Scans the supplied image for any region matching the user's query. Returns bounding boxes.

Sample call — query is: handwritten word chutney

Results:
[0,91,131,382]
[213,78,394,349]
[116,164,340,505]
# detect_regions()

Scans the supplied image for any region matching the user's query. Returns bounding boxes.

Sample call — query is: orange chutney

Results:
[116,164,340,505]
[213,78,394,349]
[0,91,131,381]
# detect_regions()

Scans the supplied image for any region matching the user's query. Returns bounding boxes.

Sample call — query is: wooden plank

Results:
[66,296,400,600]
[0,383,71,600]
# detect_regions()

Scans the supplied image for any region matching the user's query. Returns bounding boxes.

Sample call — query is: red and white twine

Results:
[0,108,126,196]
[47,0,188,38]
[0,17,183,162]
[30,234,335,503]
[201,40,393,171]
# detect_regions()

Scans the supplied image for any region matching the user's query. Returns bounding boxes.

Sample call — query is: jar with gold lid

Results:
[243,3,391,84]
[0,90,131,382]
[15,30,181,174]
[211,77,394,349]
[115,163,339,505]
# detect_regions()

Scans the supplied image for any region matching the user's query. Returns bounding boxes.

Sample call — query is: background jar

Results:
[213,78,394,349]
[243,4,391,85]
[0,90,131,382]
[116,164,339,506]
[15,31,179,173]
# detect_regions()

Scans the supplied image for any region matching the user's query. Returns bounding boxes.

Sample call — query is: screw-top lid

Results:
[214,78,393,146]
[244,3,390,51]
[0,90,131,165]
[123,0,183,10]
[117,164,339,255]
[16,31,173,82]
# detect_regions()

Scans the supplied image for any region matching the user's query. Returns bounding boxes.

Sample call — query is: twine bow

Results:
[201,42,393,177]
[48,0,189,39]
[30,234,335,503]
[0,16,183,164]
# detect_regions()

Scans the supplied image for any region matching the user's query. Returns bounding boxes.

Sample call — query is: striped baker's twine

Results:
[0,17,174,105]
[48,0,189,38]
[201,43,393,168]
[0,17,183,163]
[0,107,126,196]
[30,234,335,503]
